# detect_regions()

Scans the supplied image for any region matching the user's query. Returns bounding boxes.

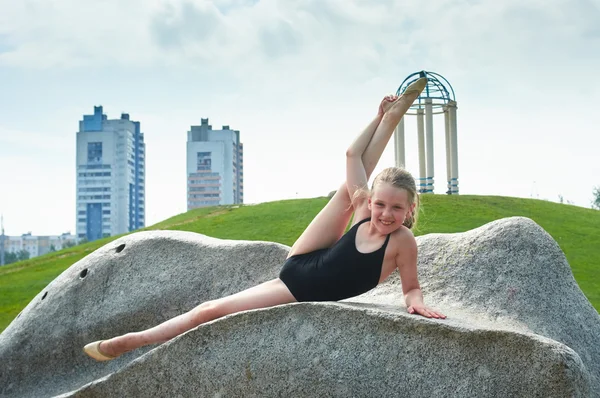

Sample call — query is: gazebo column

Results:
[416,108,426,193]
[448,100,459,194]
[425,98,434,193]
[394,117,406,168]
[444,105,451,194]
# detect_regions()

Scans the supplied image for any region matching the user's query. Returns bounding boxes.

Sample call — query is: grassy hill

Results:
[1,194,599,332]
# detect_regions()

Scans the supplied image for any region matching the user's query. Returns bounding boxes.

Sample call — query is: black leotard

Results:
[279,217,391,302]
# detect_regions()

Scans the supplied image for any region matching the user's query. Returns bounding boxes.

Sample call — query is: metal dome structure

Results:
[392,70,459,194]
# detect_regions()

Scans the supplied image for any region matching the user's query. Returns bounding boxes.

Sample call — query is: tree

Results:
[63,240,77,249]
[4,252,17,265]
[3,250,29,265]
[593,186,600,210]
[16,250,30,261]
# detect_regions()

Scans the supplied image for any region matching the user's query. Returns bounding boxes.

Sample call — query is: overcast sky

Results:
[1,0,599,236]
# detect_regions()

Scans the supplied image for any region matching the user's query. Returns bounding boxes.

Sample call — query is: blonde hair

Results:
[352,167,420,229]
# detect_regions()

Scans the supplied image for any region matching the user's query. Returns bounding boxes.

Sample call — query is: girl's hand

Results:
[407,304,446,319]
[378,95,398,116]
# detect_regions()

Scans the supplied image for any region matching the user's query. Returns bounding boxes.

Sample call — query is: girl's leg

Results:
[361,90,421,175]
[286,181,354,258]
[95,278,295,358]
[287,114,382,258]
[288,89,422,258]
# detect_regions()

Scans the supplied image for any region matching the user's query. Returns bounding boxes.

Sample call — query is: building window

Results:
[197,152,212,171]
[88,142,103,164]
[190,186,221,192]
[78,187,111,193]
[189,179,221,184]
[189,172,220,178]
[77,194,112,200]
[77,171,111,177]
[189,193,220,199]
[78,164,110,170]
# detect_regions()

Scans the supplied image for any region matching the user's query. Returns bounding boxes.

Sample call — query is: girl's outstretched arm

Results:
[396,233,446,319]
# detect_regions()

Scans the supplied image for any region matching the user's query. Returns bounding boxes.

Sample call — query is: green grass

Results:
[1,195,599,332]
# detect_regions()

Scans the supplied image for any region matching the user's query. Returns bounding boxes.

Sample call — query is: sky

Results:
[1,0,599,236]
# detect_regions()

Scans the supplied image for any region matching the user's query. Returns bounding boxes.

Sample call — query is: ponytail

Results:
[402,194,420,230]
[403,212,415,229]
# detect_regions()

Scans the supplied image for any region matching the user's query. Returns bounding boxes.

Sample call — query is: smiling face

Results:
[368,182,415,233]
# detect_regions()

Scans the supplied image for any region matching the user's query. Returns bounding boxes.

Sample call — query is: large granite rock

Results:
[0,217,598,397]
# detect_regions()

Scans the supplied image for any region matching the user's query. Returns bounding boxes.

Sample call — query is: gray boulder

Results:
[0,217,598,397]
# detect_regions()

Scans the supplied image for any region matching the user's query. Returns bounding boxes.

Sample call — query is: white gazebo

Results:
[394,71,459,194]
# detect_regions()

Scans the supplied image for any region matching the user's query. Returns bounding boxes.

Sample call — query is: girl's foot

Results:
[378,94,399,116]
[381,77,427,114]
[83,339,120,361]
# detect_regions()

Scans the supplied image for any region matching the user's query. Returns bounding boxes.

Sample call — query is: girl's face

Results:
[368,183,415,233]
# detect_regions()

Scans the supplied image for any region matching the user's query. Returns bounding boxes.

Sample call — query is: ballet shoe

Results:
[83,340,118,361]
[382,77,428,114]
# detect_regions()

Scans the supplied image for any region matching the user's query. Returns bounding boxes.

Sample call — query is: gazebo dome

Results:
[396,71,456,112]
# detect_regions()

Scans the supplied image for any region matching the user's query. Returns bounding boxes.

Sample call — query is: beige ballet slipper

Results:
[83,340,118,361]
[382,77,428,114]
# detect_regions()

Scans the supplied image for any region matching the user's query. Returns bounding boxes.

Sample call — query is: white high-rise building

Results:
[76,106,146,242]
[186,118,244,209]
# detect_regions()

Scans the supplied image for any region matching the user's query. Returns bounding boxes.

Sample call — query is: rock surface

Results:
[0,217,598,397]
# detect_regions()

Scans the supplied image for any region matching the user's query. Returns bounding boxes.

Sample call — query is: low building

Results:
[0,232,78,264]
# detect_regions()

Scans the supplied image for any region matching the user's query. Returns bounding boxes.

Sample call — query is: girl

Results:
[84,77,446,361]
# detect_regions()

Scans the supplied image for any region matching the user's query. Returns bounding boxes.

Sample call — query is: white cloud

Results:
[0,152,75,236]
[1,0,599,235]
[2,0,597,92]
[0,125,72,151]
[0,0,158,67]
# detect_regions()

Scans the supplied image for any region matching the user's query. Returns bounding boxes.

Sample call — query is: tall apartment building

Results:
[76,106,145,242]
[186,118,244,209]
